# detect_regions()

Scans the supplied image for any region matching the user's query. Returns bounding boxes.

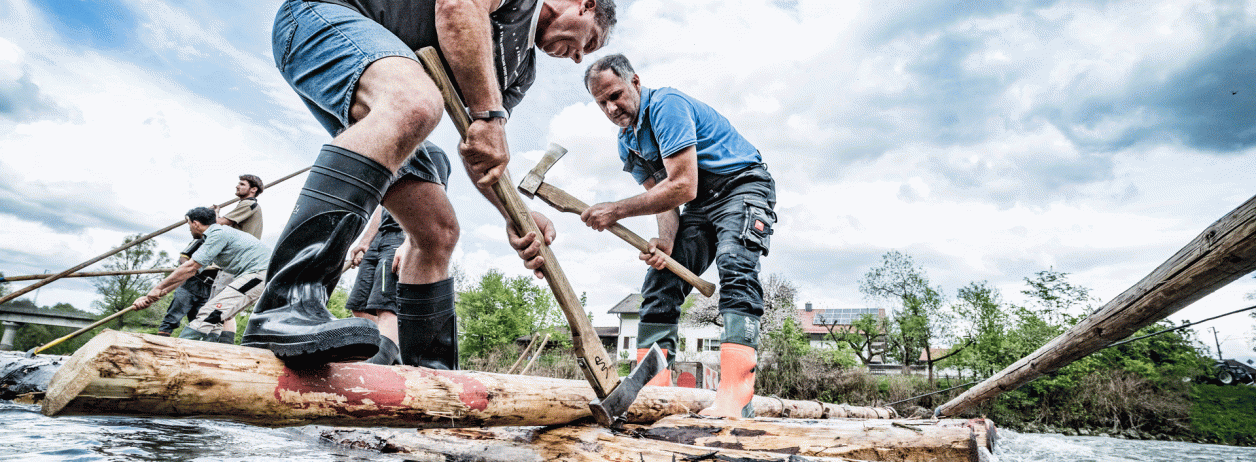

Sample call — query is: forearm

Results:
[656,209,680,244]
[435,0,503,113]
[610,180,693,221]
[149,262,198,297]
[357,207,384,247]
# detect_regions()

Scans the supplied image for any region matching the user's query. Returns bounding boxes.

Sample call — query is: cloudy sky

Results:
[1,0,1253,356]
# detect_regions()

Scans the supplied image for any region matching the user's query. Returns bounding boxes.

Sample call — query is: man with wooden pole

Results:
[133,208,271,342]
[244,0,618,366]
[581,54,778,418]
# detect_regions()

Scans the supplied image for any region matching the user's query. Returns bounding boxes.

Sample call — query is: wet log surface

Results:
[41,331,896,428]
[317,415,996,462]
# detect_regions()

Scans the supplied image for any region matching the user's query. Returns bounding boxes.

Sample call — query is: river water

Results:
[2,401,1254,461]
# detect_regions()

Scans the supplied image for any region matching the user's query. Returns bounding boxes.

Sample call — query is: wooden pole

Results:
[0,167,311,306]
[42,331,896,428]
[507,334,540,374]
[1,268,175,282]
[937,194,1256,417]
[413,47,619,399]
[518,332,550,375]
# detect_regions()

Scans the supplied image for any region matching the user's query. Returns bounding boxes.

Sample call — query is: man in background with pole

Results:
[133,207,271,342]
[209,174,265,343]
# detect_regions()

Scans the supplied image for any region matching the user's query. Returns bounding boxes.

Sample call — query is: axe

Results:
[414,47,664,427]
[519,144,716,297]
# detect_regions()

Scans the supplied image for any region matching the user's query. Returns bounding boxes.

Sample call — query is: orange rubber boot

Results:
[636,348,671,386]
[699,343,756,418]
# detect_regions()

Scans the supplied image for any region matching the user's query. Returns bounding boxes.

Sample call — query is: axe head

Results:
[518,143,568,198]
[588,343,666,428]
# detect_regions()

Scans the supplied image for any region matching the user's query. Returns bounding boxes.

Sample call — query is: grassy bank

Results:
[1191,384,1256,445]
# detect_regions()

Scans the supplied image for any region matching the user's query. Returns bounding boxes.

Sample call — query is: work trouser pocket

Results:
[739,197,775,256]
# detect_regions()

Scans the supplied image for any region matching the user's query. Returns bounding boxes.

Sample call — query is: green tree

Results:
[829,311,892,366]
[456,269,563,360]
[92,234,170,329]
[859,251,952,381]
[949,281,1010,377]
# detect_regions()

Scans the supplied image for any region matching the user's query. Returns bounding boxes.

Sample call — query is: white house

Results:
[608,294,886,365]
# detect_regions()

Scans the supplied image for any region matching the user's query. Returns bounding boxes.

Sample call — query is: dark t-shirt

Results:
[308,0,538,111]
[379,209,401,233]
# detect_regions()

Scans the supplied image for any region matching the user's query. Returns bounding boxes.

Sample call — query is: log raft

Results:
[43,331,895,427]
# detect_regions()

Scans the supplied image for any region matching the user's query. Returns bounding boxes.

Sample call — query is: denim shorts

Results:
[272,0,420,136]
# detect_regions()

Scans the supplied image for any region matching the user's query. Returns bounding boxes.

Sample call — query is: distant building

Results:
[607,295,888,365]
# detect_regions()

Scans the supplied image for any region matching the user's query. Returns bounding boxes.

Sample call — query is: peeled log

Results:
[43,331,894,428]
[639,415,994,462]
[323,425,873,462]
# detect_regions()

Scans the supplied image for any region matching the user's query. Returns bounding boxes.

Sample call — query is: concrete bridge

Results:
[0,305,98,350]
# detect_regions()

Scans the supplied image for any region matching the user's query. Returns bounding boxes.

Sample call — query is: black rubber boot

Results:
[397,278,458,369]
[242,145,393,365]
[364,335,401,365]
[216,331,235,344]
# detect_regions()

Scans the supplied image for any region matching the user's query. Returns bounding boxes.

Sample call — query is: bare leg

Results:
[335,57,444,172]
[382,178,459,285]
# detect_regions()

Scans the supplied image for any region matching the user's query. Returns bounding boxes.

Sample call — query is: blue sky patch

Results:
[32,0,139,51]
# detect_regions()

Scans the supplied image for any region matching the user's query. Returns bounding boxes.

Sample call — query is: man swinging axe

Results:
[581,54,778,419]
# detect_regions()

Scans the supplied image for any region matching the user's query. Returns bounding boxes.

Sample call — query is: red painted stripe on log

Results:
[425,369,490,411]
[274,364,407,410]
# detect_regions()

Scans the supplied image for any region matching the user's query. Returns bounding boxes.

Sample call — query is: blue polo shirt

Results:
[618,87,761,185]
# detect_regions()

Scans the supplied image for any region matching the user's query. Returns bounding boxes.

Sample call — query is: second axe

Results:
[519,143,717,297]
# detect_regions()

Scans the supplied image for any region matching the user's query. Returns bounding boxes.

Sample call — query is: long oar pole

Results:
[0,167,311,306]
[25,304,142,356]
[1,268,175,282]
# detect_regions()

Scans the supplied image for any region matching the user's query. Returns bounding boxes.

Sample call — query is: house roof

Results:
[918,347,950,362]
[608,293,644,314]
[796,307,885,335]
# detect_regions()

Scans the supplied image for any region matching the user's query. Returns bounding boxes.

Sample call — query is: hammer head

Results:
[518,143,568,198]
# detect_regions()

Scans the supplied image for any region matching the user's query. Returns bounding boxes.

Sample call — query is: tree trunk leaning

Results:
[43,331,896,428]
[938,194,1256,417]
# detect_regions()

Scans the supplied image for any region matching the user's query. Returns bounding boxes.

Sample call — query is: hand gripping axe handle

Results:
[415,47,664,427]
[519,144,716,297]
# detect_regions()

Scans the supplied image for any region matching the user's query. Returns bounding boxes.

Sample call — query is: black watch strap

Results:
[470,109,509,122]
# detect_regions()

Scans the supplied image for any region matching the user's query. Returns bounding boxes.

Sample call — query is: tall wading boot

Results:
[636,348,671,386]
[242,145,392,365]
[700,313,760,418]
[636,322,678,386]
[364,335,401,365]
[396,278,458,369]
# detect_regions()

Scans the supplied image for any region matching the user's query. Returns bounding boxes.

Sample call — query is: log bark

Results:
[43,331,895,428]
[938,194,1256,417]
[637,415,993,461]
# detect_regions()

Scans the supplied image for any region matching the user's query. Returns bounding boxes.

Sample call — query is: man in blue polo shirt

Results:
[582,54,777,419]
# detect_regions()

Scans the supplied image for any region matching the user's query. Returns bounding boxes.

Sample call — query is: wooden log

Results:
[938,194,1256,417]
[42,331,896,428]
[319,425,878,462]
[636,415,993,462]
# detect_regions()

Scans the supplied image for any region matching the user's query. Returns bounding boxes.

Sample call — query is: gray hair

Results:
[592,0,617,45]
[584,53,635,91]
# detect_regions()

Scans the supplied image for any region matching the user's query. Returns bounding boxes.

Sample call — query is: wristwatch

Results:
[470,109,509,122]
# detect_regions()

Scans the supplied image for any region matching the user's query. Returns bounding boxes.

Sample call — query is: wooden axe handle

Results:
[531,183,717,297]
[414,47,619,398]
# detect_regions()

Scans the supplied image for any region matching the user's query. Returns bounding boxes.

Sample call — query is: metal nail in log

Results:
[518,143,717,297]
